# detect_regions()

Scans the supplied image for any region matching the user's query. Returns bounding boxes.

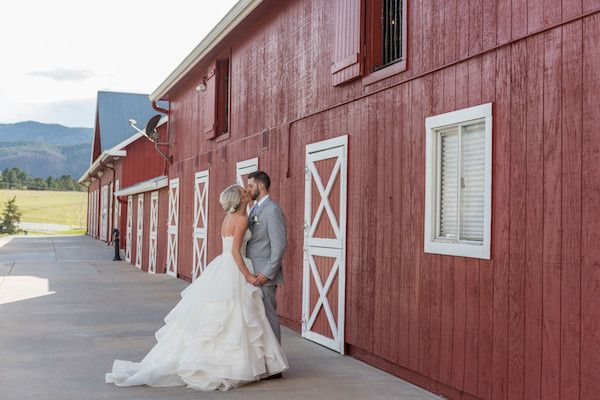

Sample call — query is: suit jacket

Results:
[246,197,287,286]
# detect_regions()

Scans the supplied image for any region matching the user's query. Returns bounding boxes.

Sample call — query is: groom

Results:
[245,171,287,349]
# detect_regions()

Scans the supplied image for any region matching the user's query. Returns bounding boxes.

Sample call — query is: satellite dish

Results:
[145,114,162,141]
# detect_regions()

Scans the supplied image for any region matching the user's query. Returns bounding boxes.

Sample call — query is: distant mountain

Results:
[0,121,92,179]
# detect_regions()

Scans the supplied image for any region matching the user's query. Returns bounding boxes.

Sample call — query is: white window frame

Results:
[424,102,492,260]
[235,158,258,187]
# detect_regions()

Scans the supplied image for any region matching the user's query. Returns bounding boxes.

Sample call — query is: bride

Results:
[105,184,289,391]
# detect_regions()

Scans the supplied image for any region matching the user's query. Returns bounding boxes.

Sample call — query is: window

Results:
[368,0,406,69]
[424,103,492,259]
[363,0,407,84]
[216,57,230,138]
[331,0,407,86]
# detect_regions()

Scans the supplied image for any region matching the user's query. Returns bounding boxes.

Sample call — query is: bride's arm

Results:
[231,216,257,284]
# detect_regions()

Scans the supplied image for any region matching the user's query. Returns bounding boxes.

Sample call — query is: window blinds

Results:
[437,121,485,243]
[460,122,485,241]
[439,129,459,239]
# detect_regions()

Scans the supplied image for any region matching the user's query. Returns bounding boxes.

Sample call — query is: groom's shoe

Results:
[264,373,283,380]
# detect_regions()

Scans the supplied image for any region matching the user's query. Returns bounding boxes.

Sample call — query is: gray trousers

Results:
[260,285,281,343]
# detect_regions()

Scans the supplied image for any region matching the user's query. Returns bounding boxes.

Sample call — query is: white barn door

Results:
[88,192,92,235]
[125,195,133,262]
[90,191,93,236]
[100,185,108,241]
[135,194,144,269]
[90,192,94,236]
[92,190,98,238]
[96,190,100,238]
[148,191,159,274]
[302,135,348,354]
[108,182,113,241]
[166,178,180,277]
[192,170,209,280]
[113,180,120,233]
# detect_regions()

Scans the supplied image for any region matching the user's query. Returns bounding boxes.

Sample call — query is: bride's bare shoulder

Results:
[221,214,247,236]
[228,214,248,228]
[237,214,249,225]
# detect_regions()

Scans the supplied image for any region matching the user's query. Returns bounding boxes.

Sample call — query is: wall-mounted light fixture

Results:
[196,77,207,92]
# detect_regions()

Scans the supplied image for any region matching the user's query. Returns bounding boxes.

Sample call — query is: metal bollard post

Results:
[113,228,122,261]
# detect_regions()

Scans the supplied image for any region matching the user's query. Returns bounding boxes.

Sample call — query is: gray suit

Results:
[246,196,287,342]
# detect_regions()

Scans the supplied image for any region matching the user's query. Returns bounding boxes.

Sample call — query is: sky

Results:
[0,0,238,128]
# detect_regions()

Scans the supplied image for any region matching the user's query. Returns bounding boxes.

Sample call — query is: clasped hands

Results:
[245,273,269,286]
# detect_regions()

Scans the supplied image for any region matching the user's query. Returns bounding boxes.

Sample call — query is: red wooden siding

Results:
[581,12,600,400]
[120,124,167,188]
[143,1,600,399]
[91,112,101,162]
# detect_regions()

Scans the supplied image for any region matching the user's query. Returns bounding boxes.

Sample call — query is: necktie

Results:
[250,203,258,218]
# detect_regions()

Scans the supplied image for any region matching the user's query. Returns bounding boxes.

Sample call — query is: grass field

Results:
[0,189,87,233]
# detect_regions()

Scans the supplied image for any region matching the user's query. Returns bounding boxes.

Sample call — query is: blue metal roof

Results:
[94,91,168,155]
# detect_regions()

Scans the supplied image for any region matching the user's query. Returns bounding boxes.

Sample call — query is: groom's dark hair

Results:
[248,171,271,191]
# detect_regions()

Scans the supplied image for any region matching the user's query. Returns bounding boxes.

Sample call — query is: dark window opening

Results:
[380,0,403,68]
[364,0,406,79]
[216,57,230,136]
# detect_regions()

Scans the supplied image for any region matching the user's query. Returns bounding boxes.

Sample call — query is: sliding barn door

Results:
[302,135,348,354]
[113,180,120,232]
[125,195,133,262]
[95,190,100,238]
[90,191,94,237]
[166,178,180,277]
[108,182,113,241]
[192,170,209,281]
[88,192,92,235]
[93,190,99,238]
[135,194,144,269]
[100,185,108,241]
[148,191,159,274]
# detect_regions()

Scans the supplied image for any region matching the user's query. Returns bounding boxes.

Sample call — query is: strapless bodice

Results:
[221,229,252,256]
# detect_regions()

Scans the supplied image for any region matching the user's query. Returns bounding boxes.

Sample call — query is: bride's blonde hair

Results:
[219,184,243,214]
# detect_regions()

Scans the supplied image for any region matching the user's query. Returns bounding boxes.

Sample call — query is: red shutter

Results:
[331,0,363,86]
[203,62,218,139]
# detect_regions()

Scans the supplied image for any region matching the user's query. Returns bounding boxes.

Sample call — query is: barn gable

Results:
[89,91,168,164]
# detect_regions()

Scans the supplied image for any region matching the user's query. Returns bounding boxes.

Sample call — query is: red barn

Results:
[89,1,600,399]
[112,120,170,273]
[79,91,169,274]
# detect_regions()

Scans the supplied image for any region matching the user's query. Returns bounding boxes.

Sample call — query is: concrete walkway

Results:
[0,235,440,400]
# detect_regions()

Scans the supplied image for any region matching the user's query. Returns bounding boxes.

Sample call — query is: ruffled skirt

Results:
[105,253,288,391]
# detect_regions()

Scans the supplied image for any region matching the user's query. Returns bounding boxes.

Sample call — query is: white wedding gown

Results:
[105,229,289,391]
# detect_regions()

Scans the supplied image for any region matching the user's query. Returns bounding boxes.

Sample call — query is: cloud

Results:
[2,97,97,128]
[28,68,94,82]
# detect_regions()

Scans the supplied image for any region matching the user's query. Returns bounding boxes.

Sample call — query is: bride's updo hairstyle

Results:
[220,185,243,214]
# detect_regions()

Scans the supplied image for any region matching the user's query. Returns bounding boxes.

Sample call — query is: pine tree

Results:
[0,196,23,235]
